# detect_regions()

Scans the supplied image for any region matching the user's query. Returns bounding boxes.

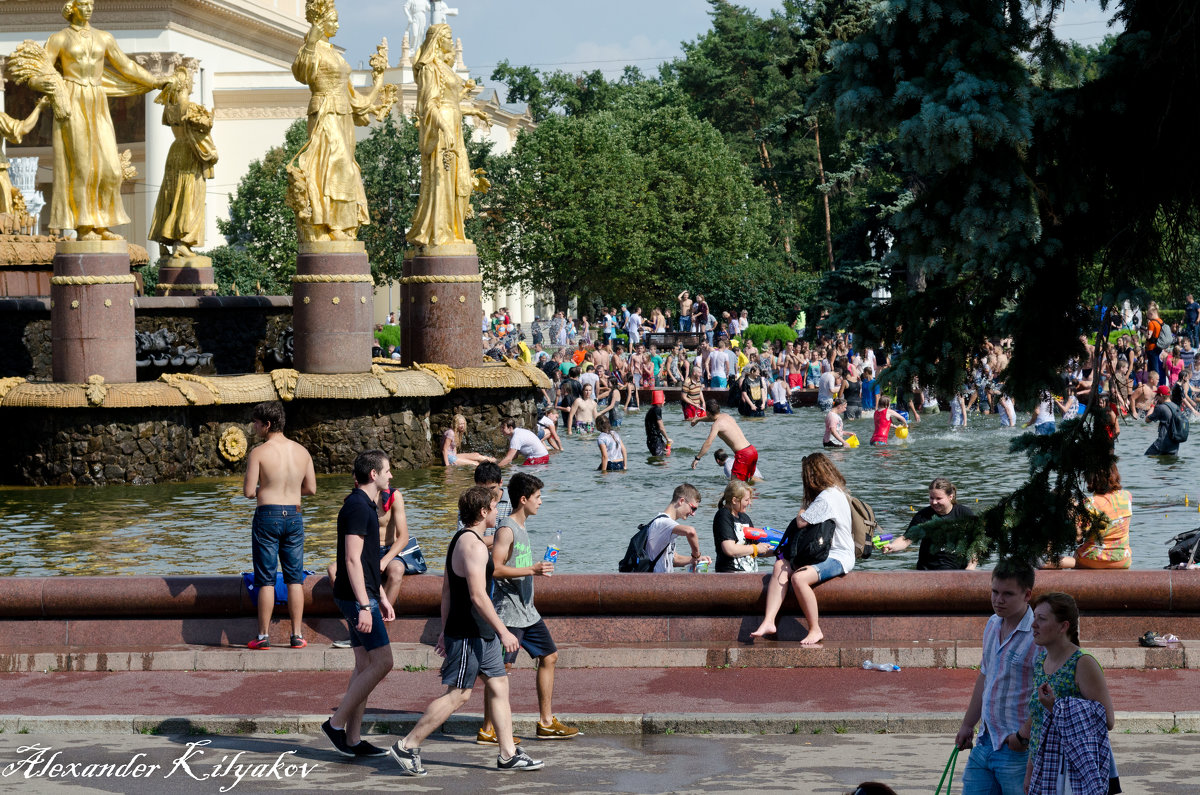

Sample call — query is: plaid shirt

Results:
[979,608,1037,749]
[1028,697,1114,795]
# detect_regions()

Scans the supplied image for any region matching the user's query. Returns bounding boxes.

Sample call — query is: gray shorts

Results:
[440,634,506,689]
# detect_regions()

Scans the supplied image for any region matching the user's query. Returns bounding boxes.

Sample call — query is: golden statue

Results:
[0,97,48,215]
[6,0,167,240]
[287,0,398,242]
[149,66,218,259]
[407,23,490,250]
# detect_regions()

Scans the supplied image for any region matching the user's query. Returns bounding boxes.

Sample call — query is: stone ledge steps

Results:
[0,640,1190,673]
[0,710,1193,737]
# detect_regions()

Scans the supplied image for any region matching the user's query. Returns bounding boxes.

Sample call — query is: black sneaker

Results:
[389,742,427,776]
[351,740,388,758]
[321,719,355,758]
[497,748,544,772]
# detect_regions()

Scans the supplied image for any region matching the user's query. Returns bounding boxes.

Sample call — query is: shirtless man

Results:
[678,290,693,331]
[1131,371,1159,417]
[244,401,317,650]
[566,383,615,434]
[591,340,611,374]
[689,400,758,481]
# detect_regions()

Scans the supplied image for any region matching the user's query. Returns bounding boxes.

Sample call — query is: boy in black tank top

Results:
[389,486,544,775]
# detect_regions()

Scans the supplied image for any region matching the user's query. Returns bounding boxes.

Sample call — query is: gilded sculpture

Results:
[6,0,167,240]
[0,97,48,216]
[286,0,398,242]
[148,66,218,259]
[407,23,490,250]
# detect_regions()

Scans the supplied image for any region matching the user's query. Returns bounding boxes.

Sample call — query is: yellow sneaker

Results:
[476,727,522,745]
[536,716,580,740]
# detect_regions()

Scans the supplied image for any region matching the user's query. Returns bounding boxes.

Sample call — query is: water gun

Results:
[871,533,894,550]
[744,526,785,548]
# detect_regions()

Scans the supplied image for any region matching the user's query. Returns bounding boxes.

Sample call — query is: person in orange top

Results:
[1057,462,1132,569]
[1146,303,1165,381]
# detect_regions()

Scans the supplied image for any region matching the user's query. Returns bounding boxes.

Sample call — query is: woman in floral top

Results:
[1059,462,1132,569]
[1019,593,1115,792]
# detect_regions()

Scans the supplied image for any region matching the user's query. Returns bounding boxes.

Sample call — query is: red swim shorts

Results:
[730,445,758,482]
[522,455,550,466]
[787,374,803,389]
[683,404,706,420]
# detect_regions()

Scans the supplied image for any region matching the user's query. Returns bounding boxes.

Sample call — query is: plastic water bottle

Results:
[544,529,561,564]
[862,660,901,672]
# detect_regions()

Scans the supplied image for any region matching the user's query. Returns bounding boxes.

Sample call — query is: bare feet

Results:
[749,623,776,639]
[800,629,824,646]
[98,229,123,241]
[80,230,101,241]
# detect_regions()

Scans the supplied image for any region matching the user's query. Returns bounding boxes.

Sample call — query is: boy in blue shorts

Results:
[478,472,580,743]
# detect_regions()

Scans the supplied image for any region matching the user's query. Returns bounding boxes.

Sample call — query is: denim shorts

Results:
[251,505,305,588]
[333,596,390,651]
[806,556,846,584]
[818,398,834,412]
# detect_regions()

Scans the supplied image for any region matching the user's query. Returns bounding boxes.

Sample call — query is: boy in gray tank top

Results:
[478,473,580,744]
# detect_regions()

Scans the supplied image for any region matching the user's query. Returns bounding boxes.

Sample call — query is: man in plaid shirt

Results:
[955,558,1038,794]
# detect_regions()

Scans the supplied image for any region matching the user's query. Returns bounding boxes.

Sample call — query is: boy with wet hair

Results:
[478,472,579,743]
[956,558,1037,795]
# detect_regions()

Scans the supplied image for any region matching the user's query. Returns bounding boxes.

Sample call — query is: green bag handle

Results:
[934,745,960,794]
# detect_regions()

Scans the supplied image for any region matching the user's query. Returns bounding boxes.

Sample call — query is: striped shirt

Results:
[979,607,1037,750]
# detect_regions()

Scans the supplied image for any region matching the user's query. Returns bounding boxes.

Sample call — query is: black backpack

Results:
[1169,403,1190,444]
[1167,528,1200,567]
[618,513,670,573]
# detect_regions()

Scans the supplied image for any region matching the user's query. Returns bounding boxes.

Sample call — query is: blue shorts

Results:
[773,403,793,414]
[800,557,846,584]
[818,398,834,412]
[503,618,559,665]
[1034,421,1056,435]
[606,461,626,471]
[711,376,727,388]
[441,634,506,688]
[333,596,390,651]
[251,505,305,588]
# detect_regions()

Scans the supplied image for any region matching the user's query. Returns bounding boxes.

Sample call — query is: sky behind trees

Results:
[337,0,1116,92]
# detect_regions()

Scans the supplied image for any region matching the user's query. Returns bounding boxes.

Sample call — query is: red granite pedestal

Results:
[155,255,217,296]
[51,240,136,384]
[292,240,373,374]
[401,243,484,369]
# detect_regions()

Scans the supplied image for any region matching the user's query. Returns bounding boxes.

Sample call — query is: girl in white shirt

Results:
[751,453,854,645]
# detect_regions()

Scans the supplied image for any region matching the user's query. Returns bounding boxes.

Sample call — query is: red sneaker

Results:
[247,638,271,650]
[290,635,308,649]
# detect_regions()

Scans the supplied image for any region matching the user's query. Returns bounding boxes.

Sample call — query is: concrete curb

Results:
[0,641,1190,673]
[3,711,1196,737]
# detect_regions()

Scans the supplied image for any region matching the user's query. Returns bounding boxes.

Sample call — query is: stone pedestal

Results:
[401,243,484,369]
[51,240,136,384]
[156,255,217,296]
[292,240,373,374]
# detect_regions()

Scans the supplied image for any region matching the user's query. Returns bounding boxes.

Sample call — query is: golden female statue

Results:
[287,0,397,242]
[407,23,490,250]
[0,97,48,215]
[21,0,166,240]
[149,67,218,259]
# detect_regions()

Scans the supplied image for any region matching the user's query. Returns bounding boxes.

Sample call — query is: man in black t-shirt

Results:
[321,450,395,760]
[644,392,672,455]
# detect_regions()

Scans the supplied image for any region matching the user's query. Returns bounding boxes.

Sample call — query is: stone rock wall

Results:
[0,390,538,486]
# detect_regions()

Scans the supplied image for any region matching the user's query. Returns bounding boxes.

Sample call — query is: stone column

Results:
[51,241,136,383]
[292,240,374,373]
[401,242,484,369]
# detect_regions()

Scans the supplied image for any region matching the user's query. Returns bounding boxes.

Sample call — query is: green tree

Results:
[214,119,308,293]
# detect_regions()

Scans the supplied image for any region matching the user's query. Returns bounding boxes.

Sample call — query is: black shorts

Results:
[502,619,558,665]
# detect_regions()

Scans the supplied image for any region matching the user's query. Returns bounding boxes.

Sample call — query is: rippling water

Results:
[0,407,1194,576]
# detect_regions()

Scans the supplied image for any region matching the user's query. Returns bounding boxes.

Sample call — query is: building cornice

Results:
[0,0,306,67]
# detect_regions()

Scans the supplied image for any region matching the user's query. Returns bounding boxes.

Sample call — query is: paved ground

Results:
[0,731,1194,794]
[2,668,1198,718]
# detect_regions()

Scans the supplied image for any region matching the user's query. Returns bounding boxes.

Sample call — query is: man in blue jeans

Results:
[243,401,316,650]
[956,558,1037,794]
